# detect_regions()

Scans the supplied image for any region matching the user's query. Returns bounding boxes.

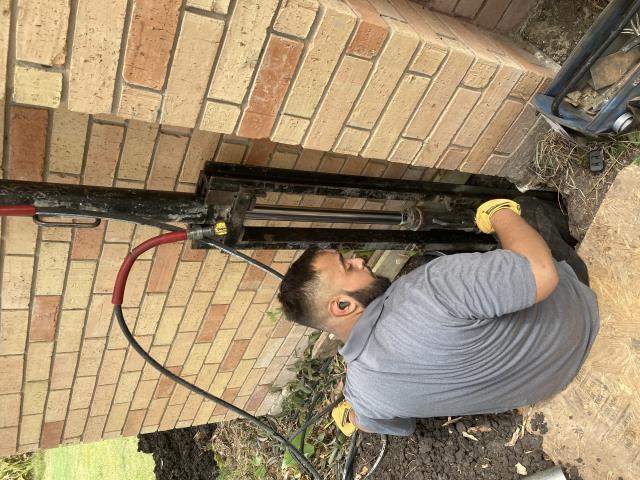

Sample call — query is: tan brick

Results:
[245,385,269,413]
[224,359,253,390]
[346,0,389,59]
[200,101,240,134]
[388,138,420,163]
[162,13,224,127]
[134,293,165,336]
[167,262,200,307]
[124,0,181,89]
[454,64,523,147]
[238,35,304,139]
[192,401,215,425]
[463,59,498,89]
[94,244,130,294]
[123,335,152,372]
[211,262,247,304]
[35,242,69,296]
[122,409,145,436]
[219,292,255,330]
[283,0,357,118]
[277,325,307,356]
[103,402,129,433]
[415,87,481,167]
[158,403,181,431]
[2,256,34,310]
[181,343,210,377]
[97,349,126,385]
[0,426,17,455]
[258,357,287,387]
[63,409,88,440]
[47,109,89,175]
[148,134,188,190]
[8,106,48,182]
[209,0,279,104]
[235,305,265,341]
[181,131,220,183]
[118,120,159,181]
[22,381,46,416]
[146,243,180,293]
[271,115,309,145]
[90,384,117,417]
[68,0,127,113]
[369,0,404,19]
[118,86,162,123]
[273,0,318,38]
[255,337,285,368]
[303,56,372,151]
[82,294,112,339]
[480,153,510,176]
[131,379,157,410]
[177,393,201,422]
[205,329,236,364]
[45,389,70,422]
[150,306,182,347]
[475,0,511,29]
[16,0,68,65]
[166,331,197,367]
[83,123,124,187]
[71,222,106,261]
[113,371,141,404]
[25,342,54,382]
[332,127,368,156]
[180,292,212,333]
[3,217,37,255]
[141,346,170,381]
[510,70,544,101]
[0,8,7,95]
[168,374,196,405]
[439,146,469,171]
[214,141,247,164]
[236,368,264,397]
[19,415,43,446]
[76,338,106,378]
[13,66,62,108]
[123,260,151,308]
[132,225,161,260]
[461,99,524,173]
[29,296,60,342]
[495,103,537,154]
[82,415,107,443]
[270,150,299,169]
[1,311,28,355]
[49,353,78,390]
[242,326,273,360]
[348,19,419,129]
[362,74,429,159]
[212,387,239,415]
[56,311,86,353]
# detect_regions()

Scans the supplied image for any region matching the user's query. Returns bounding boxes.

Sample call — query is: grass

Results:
[212,333,349,479]
[0,453,36,480]
[33,437,155,480]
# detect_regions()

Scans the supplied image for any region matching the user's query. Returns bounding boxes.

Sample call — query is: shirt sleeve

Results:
[423,249,538,320]
[352,411,416,437]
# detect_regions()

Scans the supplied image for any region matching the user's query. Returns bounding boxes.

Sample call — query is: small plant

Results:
[265,307,283,323]
[0,452,36,480]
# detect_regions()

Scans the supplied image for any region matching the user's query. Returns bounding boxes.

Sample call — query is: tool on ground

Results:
[475,199,522,234]
[332,400,358,437]
[534,0,640,138]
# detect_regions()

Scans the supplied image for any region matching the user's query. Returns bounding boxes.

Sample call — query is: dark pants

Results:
[513,196,590,286]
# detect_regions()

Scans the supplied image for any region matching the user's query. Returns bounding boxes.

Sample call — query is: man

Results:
[277,198,599,436]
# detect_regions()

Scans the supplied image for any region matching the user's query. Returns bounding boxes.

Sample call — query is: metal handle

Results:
[33,214,101,229]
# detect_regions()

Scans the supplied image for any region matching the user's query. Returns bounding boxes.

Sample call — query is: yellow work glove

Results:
[332,400,357,437]
[475,199,521,234]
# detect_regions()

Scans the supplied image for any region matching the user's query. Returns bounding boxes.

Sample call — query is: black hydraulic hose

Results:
[342,430,360,480]
[296,357,335,447]
[288,395,344,442]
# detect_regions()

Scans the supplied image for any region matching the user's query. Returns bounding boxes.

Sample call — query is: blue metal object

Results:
[534,0,640,137]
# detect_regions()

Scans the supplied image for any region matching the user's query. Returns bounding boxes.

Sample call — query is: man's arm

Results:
[490,209,559,303]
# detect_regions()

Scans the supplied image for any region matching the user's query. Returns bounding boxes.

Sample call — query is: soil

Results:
[354,412,584,480]
[518,0,609,63]
[137,424,218,480]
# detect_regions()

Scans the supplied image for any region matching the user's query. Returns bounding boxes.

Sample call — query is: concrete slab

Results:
[536,164,640,479]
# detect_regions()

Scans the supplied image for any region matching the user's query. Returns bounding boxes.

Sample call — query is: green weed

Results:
[0,453,36,480]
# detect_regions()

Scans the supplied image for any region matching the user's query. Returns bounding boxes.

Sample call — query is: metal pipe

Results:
[247,206,404,225]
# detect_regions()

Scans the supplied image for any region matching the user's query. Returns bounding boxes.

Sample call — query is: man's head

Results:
[277,248,391,331]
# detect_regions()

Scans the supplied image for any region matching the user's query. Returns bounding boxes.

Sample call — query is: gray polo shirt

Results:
[340,249,599,436]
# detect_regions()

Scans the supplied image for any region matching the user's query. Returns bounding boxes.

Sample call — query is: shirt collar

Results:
[339,294,387,362]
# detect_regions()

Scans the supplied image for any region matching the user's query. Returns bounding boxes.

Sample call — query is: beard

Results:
[346,275,392,308]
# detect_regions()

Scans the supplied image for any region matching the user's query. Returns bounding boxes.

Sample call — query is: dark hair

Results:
[277,246,325,329]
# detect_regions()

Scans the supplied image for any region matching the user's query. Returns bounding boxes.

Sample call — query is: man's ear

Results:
[328,296,358,317]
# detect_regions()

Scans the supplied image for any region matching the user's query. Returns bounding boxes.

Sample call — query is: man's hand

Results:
[332,400,357,436]
[475,199,521,234]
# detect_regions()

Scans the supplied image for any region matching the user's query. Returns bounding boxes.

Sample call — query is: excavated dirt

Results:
[138,424,218,480]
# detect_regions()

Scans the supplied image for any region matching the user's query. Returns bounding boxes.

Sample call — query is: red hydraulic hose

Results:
[0,205,36,216]
[112,230,187,305]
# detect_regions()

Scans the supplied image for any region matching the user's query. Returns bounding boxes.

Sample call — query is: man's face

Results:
[313,250,377,296]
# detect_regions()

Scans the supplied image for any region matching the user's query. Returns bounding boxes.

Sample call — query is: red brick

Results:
[237,35,303,138]
[196,304,228,343]
[40,421,64,449]
[154,367,181,398]
[147,242,182,292]
[8,106,48,181]
[220,340,250,372]
[239,251,275,290]
[83,124,125,187]
[244,385,269,413]
[346,0,389,59]
[181,243,207,262]
[213,388,239,416]
[475,0,511,29]
[30,296,61,342]
[71,221,106,260]
[122,410,146,436]
[124,0,181,89]
[454,0,485,18]
[244,140,277,167]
